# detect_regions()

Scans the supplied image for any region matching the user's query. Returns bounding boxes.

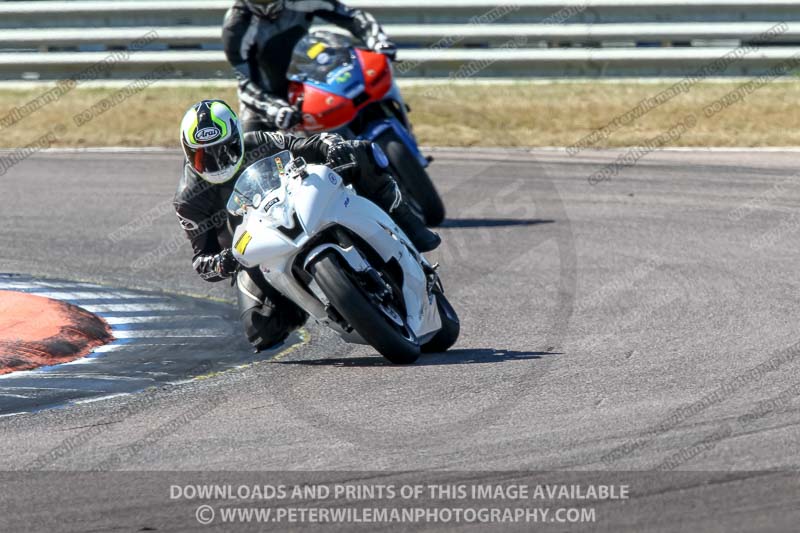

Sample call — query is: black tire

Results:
[422,290,460,353]
[312,254,420,364]
[376,130,446,227]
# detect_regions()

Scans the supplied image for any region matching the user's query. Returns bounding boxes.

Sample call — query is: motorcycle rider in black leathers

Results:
[174,100,439,351]
[223,0,396,131]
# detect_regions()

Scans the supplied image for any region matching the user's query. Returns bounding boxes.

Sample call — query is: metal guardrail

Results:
[4,47,800,80]
[4,23,800,48]
[1,1,800,80]
[2,1,798,25]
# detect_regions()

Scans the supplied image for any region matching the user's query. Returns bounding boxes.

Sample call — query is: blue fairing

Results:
[288,50,367,100]
[359,118,429,169]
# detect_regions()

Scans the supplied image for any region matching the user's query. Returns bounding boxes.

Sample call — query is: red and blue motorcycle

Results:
[286,31,445,227]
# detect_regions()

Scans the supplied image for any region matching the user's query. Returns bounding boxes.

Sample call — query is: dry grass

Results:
[1,81,800,148]
[405,81,800,148]
[0,86,238,148]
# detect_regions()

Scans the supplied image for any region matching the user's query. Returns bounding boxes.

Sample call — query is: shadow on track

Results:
[274,349,560,368]
[439,218,554,229]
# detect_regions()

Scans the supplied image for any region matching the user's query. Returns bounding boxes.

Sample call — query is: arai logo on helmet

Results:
[195,127,222,143]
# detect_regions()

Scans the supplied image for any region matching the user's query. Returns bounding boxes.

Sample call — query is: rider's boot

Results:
[373,179,441,253]
[237,268,308,352]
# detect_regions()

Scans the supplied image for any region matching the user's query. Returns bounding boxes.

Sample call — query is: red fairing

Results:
[297,49,394,132]
[355,48,392,100]
[298,83,355,132]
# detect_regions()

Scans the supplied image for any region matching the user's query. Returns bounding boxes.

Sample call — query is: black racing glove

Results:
[211,248,239,279]
[374,41,398,61]
[326,140,390,187]
[325,141,359,173]
[275,106,302,130]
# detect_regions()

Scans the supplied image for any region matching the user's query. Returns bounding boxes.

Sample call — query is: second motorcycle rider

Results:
[223,0,397,132]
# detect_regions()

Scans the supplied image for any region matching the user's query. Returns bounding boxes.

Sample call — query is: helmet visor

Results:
[184,133,243,180]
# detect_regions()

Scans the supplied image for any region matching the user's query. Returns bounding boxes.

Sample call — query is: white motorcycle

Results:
[227,151,459,364]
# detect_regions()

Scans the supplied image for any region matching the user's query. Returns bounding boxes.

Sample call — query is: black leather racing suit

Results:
[223,0,392,131]
[174,130,401,350]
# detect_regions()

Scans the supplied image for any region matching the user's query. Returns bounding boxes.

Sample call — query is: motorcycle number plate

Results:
[235,232,253,255]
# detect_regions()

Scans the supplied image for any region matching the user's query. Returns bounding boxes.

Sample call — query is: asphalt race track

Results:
[1,148,799,531]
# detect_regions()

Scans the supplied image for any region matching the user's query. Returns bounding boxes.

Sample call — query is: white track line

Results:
[72,393,131,405]
[90,345,127,353]
[0,282,41,290]
[0,280,103,289]
[113,328,228,339]
[58,358,99,366]
[81,303,182,313]
[103,315,218,325]
[17,291,163,300]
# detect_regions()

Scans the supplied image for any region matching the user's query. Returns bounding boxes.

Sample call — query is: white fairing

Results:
[232,163,442,345]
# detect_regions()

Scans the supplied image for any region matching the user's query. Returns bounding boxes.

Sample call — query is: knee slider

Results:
[241,306,290,350]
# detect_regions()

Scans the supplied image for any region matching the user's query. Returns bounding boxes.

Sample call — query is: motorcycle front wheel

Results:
[375,130,446,227]
[312,254,420,365]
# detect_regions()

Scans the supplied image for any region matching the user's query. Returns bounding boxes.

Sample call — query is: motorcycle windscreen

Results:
[227,151,292,216]
[288,31,354,84]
